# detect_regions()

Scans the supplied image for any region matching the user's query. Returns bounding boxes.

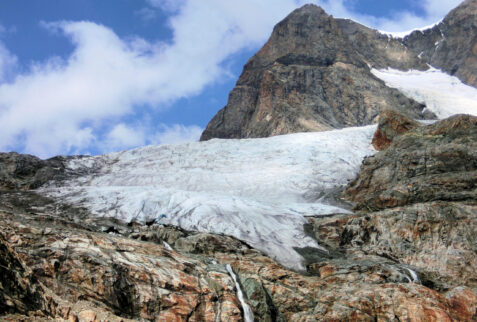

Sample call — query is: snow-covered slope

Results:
[377,20,442,39]
[41,125,377,270]
[372,68,477,118]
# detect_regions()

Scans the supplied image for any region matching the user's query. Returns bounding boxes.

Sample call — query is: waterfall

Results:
[405,267,419,283]
[226,264,254,322]
[163,241,173,251]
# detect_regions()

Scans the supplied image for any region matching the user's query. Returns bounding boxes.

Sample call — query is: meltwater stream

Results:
[405,267,420,283]
[226,264,254,322]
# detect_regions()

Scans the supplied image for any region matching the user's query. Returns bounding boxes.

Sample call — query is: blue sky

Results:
[0,0,463,157]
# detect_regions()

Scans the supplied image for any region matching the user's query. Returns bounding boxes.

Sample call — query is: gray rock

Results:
[0,152,70,191]
[403,0,477,88]
[200,4,431,141]
[344,114,477,211]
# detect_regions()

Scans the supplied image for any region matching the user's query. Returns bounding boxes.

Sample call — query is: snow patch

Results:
[378,20,442,38]
[41,126,376,270]
[372,67,477,118]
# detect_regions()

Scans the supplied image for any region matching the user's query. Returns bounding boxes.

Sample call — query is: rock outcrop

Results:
[302,114,477,320]
[0,152,68,191]
[371,109,420,150]
[404,0,477,88]
[1,189,476,321]
[344,114,476,211]
[200,5,432,141]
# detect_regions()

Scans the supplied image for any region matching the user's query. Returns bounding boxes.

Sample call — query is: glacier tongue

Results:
[41,125,377,270]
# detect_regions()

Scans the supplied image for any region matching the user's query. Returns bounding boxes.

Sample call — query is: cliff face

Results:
[200,5,432,141]
[404,0,477,88]
[201,1,477,141]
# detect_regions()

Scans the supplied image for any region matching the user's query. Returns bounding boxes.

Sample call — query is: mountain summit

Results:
[200,1,477,141]
[1,2,477,321]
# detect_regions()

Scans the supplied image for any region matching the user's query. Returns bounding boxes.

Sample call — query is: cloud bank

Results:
[0,0,463,157]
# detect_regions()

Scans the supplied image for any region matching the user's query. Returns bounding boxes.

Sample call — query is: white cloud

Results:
[103,123,146,152]
[135,7,158,22]
[0,43,16,82]
[0,0,464,157]
[0,24,17,83]
[152,124,203,145]
[318,0,463,32]
[100,123,202,153]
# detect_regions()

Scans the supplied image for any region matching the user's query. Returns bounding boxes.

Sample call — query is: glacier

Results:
[40,125,377,270]
[38,67,477,271]
[372,67,477,118]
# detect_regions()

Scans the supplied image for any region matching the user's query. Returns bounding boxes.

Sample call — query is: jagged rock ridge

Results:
[201,0,477,140]
[403,0,477,88]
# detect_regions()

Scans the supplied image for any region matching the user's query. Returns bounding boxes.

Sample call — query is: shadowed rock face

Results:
[200,5,431,141]
[0,234,46,316]
[404,0,477,88]
[0,153,66,191]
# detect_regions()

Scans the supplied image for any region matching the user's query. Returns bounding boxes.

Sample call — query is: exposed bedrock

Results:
[344,114,477,211]
[200,4,433,141]
[403,0,477,88]
[1,203,477,321]
[302,113,477,320]
[202,0,477,141]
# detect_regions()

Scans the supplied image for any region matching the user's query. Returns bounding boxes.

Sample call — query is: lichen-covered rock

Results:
[344,114,477,211]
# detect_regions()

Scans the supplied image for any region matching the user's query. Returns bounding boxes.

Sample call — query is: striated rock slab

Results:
[1,189,477,321]
[0,207,246,321]
[307,201,477,291]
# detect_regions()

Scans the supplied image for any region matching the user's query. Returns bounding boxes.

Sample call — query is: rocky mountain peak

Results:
[246,4,354,70]
[200,4,432,141]
[403,0,477,87]
[2,2,477,321]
